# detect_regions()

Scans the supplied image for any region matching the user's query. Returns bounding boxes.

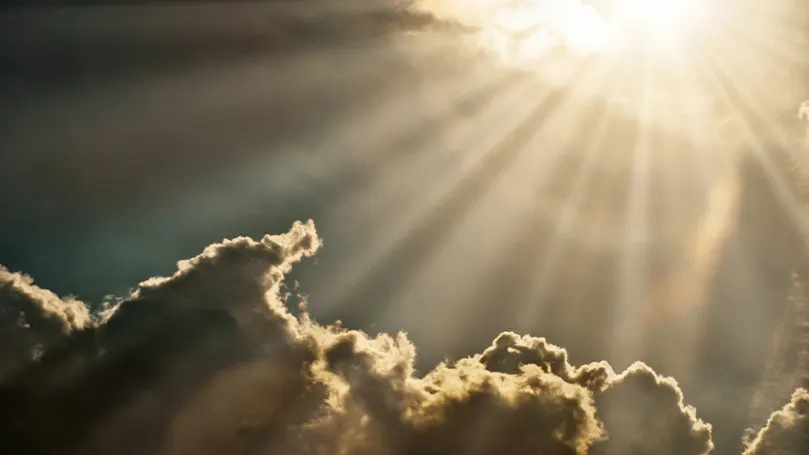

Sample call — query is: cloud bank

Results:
[1,219,799,455]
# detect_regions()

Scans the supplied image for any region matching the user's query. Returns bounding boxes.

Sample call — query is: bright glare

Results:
[418,0,713,69]
[613,0,707,45]
[480,1,617,58]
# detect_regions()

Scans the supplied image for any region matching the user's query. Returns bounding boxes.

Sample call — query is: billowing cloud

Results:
[3,218,804,455]
[0,220,322,455]
[301,330,605,455]
[475,332,714,455]
[0,266,92,380]
[593,362,714,455]
[743,388,809,455]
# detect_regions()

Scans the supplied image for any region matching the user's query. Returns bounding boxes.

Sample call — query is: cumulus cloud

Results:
[744,388,809,455]
[293,329,602,455]
[0,220,322,455]
[2,218,801,455]
[475,332,714,455]
[593,362,714,455]
[0,266,92,380]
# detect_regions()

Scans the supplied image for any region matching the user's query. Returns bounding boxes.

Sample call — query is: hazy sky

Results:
[1,1,808,455]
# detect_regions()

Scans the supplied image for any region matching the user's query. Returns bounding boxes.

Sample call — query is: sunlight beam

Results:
[515,57,631,331]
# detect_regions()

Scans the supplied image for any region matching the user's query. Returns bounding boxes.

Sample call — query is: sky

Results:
[1,1,809,454]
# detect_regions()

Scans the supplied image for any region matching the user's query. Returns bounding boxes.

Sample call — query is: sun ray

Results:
[408,55,625,349]
[513,57,631,332]
[321,57,605,325]
[604,46,656,367]
[697,48,808,234]
[315,69,541,320]
[637,48,742,377]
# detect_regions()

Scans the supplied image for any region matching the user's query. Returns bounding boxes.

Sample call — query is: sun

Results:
[421,0,713,69]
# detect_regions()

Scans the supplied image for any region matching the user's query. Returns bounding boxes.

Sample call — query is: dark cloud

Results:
[476,331,714,455]
[0,266,92,381]
[0,220,322,455]
[303,329,605,455]
[593,362,714,455]
[0,220,734,455]
[0,0,452,70]
[744,388,809,455]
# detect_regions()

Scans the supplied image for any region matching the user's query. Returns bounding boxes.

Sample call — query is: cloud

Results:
[300,329,605,455]
[0,0,455,82]
[8,217,808,455]
[0,220,322,455]
[743,388,809,455]
[0,265,92,380]
[593,362,714,455]
[475,332,714,455]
